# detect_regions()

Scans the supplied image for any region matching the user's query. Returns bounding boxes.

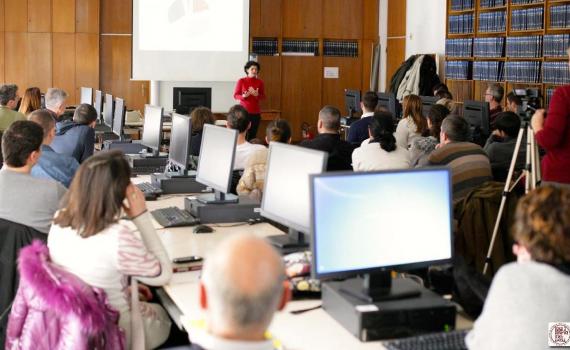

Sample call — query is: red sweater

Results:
[233,77,265,114]
[535,85,570,184]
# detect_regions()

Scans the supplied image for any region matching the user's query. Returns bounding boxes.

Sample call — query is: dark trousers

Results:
[246,113,261,141]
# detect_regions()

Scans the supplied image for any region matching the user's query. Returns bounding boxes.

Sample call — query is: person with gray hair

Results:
[44,88,68,120]
[484,83,504,124]
[0,84,25,132]
[427,115,492,203]
[299,105,354,171]
[190,234,289,350]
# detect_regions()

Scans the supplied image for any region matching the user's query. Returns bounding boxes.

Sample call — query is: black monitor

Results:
[195,124,238,204]
[173,87,212,115]
[310,168,453,301]
[420,95,438,117]
[344,89,361,117]
[103,94,114,127]
[141,105,164,156]
[377,92,401,118]
[94,90,103,122]
[80,87,93,105]
[463,100,490,145]
[112,97,126,139]
[261,143,328,250]
[168,113,193,174]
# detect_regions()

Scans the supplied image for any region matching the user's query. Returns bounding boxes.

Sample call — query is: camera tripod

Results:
[482,120,541,275]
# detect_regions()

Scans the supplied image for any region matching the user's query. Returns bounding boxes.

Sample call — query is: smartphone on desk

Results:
[172,256,203,264]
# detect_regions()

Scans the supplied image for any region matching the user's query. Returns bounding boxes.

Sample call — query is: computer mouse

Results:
[193,224,214,234]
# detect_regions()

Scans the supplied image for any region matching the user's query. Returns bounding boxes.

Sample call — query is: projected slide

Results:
[138,0,244,51]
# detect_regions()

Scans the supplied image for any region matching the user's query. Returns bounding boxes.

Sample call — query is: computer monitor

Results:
[344,89,361,117]
[377,92,401,118]
[420,95,438,117]
[103,94,114,128]
[261,143,328,249]
[195,124,238,204]
[463,100,490,145]
[141,105,164,156]
[80,87,93,105]
[168,113,193,174]
[94,90,103,122]
[112,97,126,139]
[173,87,212,115]
[311,168,453,300]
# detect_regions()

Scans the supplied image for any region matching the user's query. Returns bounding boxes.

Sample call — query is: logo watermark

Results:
[549,322,570,347]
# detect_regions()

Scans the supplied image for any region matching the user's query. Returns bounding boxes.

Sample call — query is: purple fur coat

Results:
[5,241,125,350]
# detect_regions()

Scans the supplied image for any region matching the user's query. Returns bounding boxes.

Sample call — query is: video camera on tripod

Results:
[512,88,543,121]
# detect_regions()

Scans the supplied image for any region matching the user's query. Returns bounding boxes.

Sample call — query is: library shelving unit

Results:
[445,0,570,109]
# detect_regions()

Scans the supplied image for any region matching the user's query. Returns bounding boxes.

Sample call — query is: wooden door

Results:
[385,0,406,91]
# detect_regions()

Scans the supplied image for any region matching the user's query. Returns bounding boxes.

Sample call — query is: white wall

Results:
[158,81,237,113]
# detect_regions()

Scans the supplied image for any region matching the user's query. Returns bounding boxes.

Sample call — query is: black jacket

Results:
[299,133,355,171]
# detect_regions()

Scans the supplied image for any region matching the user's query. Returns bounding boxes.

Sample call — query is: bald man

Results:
[190,235,290,350]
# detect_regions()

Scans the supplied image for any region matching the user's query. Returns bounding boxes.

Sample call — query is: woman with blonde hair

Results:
[395,94,428,149]
[18,87,42,116]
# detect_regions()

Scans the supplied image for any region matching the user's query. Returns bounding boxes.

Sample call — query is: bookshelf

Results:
[445,0,570,108]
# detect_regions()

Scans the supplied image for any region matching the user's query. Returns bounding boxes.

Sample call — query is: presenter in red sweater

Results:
[233,61,265,140]
[531,47,570,185]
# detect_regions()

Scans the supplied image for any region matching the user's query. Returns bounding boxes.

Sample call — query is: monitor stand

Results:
[267,228,308,251]
[339,271,421,303]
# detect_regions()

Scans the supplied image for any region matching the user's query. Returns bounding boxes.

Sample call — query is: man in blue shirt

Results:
[29,109,79,188]
[347,91,378,146]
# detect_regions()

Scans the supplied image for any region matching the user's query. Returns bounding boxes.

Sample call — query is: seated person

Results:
[484,111,526,182]
[237,119,291,200]
[466,186,570,349]
[44,88,69,121]
[0,84,25,132]
[48,150,172,349]
[395,94,428,149]
[347,91,378,146]
[51,103,97,163]
[410,104,451,167]
[0,121,66,234]
[29,109,79,188]
[226,105,265,170]
[352,111,410,171]
[190,107,216,157]
[299,105,354,171]
[189,234,289,349]
[485,83,504,125]
[506,92,522,114]
[427,115,492,203]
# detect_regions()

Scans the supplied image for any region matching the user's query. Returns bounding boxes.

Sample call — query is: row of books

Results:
[550,5,570,29]
[543,62,570,85]
[511,0,543,4]
[251,39,278,56]
[282,40,319,55]
[445,61,472,80]
[506,36,542,58]
[449,14,474,34]
[450,0,474,11]
[474,37,505,57]
[478,11,506,33]
[473,61,505,81]
[504,61,541,83]
[322,41,358,57]
[446,38,473,57]
[511,8,543,31]
[480,0,505,8]
[544,34,570,57]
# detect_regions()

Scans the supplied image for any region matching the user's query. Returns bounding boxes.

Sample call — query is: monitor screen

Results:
[311,168,453,280]
[344,89,361,116]
[169,113,192,170]
[420,95,438,117]
[103,94,114,127]
[112,97,125,137]
[94,90,103,120]
[463,100,491,138]
[80,87,93,105]
[261,143,327,234]
[377,92,400,118]
[141,105,164,152]
[195,124,237,193]
[173,87,212,115]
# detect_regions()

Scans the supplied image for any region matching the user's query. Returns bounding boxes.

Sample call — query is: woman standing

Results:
[233,61,265,140]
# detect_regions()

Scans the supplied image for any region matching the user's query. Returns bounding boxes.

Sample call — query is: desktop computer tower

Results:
[184,196,261,224]
[150,173,207,194]
[321,277,456,342]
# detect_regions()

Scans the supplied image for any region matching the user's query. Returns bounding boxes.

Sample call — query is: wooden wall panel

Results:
[52,0,75,32]
[76,0,99,33]
[27,33,52,91]
[4,0,28,32]
[322,57,362,112]
[53,33,76,103]
[363,0,379,40]
[75,33,99,95]
[361,39,374,92]
[0,33,4,83]
[100,0,131,34]
[257,56,281,110]
[282,0,322,38]
[281,57,322,140]
[323,0,362,39]
[250,0,281,37]
[387,0,406,37]
[386,38,406,91]
[4,33,28,89]
[28,0,52,32]
[0,0,4,31]
[449,80,475,104]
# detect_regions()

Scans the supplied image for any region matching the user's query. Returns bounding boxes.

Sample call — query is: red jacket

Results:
[233,76,265,114]
[535,85,570,184]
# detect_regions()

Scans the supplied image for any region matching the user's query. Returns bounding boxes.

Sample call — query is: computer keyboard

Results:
[132,166,166,175]
[151,207,199,228]
[137,182,162,195]
[383,329,468,350]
